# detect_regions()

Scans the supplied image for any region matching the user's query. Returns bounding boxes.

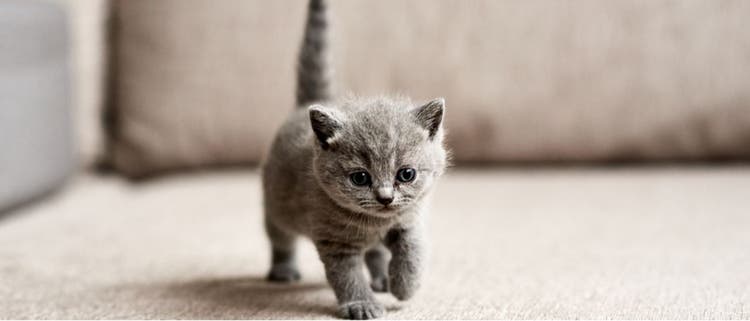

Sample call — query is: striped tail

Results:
[296,0,332,107]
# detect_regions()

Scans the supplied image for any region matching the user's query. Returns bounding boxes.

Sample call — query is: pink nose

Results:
[376,196,393,205]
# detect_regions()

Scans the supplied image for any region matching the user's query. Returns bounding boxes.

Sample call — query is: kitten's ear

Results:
[309,104,342,150]
[413,98,445,139]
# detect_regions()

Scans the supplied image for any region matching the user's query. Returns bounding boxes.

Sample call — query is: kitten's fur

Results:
[262,0,448,319]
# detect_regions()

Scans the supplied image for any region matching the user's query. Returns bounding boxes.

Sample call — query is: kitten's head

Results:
[309,96,448,217]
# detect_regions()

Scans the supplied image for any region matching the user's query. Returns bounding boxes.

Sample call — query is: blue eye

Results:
[350,171,371,186]
[396,168,416,183]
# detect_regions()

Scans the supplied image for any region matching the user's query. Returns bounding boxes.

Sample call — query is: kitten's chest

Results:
[311,212,396,248]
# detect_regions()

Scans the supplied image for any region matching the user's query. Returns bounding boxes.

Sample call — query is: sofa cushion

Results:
[0,0,74,212]
[110,1,750,177]
[51,0,109,167]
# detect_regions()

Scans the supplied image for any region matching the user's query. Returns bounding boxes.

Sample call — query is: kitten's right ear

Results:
[309,105,342,150]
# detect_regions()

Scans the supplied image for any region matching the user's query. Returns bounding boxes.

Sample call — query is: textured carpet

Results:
[1,167,749,319]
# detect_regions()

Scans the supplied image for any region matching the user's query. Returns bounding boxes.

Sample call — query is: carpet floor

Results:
[1,167,749,319]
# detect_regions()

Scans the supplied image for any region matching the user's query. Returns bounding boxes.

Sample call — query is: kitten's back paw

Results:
[266,264,301,282]
[370,276,389,293]
[338,300,385,320]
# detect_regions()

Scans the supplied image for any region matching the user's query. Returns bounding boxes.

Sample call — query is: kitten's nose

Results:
[376,195,393,205]
[375,187,393,206]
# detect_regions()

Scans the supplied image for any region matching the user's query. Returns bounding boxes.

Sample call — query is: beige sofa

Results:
[2,1,749,319]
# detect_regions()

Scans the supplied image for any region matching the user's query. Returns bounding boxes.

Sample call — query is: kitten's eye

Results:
[396,168,416,183]
[350,171,371,186]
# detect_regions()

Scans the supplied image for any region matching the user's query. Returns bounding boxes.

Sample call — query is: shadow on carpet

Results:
[117,276,337,319]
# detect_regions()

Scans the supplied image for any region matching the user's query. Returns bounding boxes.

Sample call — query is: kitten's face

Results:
[310,97,447,217]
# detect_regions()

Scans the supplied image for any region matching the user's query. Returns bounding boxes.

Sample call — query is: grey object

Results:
[263,1,447,319]
[0,0,74,212]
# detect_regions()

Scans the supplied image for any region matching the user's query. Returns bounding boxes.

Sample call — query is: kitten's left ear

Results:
[413,98,445,139]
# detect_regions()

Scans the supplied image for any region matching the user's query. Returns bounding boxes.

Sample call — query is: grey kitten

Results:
[261,0,448,319]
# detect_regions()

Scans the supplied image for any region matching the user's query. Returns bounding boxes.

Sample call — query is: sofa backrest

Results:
[105,0,750,177]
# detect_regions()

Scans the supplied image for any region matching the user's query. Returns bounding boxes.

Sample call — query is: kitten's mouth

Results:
[376,205,399,214]
[361,205,398,217]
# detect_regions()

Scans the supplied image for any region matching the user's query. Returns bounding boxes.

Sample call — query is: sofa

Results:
[2,0,749,319]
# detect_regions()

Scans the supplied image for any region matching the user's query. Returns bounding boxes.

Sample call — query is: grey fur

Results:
[365,243,390,293]
[296,0,332,107]
[262,1,448,319]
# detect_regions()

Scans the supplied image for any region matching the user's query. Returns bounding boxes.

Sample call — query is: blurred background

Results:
[1,0,749,319]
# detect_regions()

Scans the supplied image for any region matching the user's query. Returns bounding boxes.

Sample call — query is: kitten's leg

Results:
[265,218,301,282]
[365,244,390,293]
[317,243,384,320]
[385,226,425,301]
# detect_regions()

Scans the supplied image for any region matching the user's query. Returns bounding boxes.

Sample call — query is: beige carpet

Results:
[1,167,749,319]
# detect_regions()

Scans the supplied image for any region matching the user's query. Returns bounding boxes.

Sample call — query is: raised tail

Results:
[296,0,332,107]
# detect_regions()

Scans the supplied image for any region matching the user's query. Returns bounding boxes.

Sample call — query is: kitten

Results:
[261,0,448,319]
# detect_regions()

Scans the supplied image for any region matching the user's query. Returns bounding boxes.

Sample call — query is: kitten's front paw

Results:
[266,264,301,282]
[338,300,385,320]
[389,276,417,301]
[370,276,389,293]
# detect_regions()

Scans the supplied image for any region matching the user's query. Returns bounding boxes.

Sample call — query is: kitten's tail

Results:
[296,0,332,108]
